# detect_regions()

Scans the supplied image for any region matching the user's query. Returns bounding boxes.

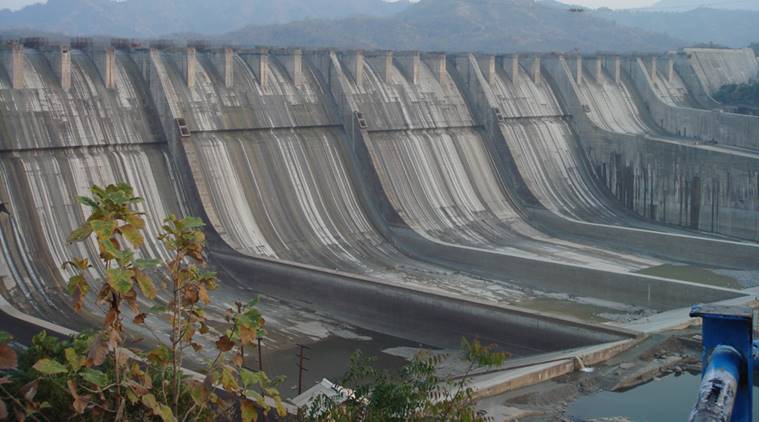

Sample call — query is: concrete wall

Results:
[213,250,634,353]
[626,57,759,150]
[684,48,759,94]
[544,55,759,241]
[0,44,756,357]
[392,226,742,310]
[673,53,722,109]
[450,52,759,269]
[320,51,748,311]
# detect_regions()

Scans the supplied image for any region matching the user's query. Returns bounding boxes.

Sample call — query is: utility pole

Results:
[257,334,263,371]
[296,344,310,395]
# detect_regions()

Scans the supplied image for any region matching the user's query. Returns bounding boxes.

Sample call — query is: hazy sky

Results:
[0,0,661,12]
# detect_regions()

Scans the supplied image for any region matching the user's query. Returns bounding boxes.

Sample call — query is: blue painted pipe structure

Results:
[690,305,754,422]
[690,345,743,422]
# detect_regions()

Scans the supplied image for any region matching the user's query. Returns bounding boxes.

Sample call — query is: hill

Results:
[0,0,411,37]
[223,0,683,53]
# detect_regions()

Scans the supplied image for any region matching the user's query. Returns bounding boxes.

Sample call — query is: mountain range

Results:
[222,0,682,53]
[0,0,756,53]
[0,0,411,37]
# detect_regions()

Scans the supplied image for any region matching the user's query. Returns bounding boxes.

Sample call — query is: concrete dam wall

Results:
[544,54,759,242]
[0,48,183,328]
[0,42,756,361]
[684,48,759,95]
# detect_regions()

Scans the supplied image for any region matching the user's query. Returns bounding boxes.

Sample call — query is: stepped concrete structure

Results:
[0,40,757,395]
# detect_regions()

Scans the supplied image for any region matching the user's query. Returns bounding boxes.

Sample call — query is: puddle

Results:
[568,373,759,421]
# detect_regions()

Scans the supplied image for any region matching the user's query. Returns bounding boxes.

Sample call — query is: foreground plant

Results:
[0,183,285,421]
[305,338,508,422]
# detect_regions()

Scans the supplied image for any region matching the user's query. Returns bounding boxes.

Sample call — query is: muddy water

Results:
[568,373,759,421]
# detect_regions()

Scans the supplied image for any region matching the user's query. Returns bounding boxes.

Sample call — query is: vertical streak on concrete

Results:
[59,46,71,91]
[10,44,24,89]
[614,56,621,84]
[576,55,583,85]
[511,54,519,84]
[185,47,196,88]
[595,57,603,82]
[667,56,674,83]
[650,56,658,82]
[224,48,234,88]
[531,56,541,83]
[290,48,303,86]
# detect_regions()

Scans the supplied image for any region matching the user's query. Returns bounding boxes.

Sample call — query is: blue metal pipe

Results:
[689,345,743,422]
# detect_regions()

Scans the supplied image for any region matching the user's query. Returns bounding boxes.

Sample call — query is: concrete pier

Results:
[10,43,24,89]
[396,51,420,84]
[346,50,365,85]
[246,48,269,86]
[650,56,658,82]
[214,47,234,88]
[102,48,116,89]
[576,55,583,85]
[614,56,621,83]
[423,53,447,83]
[509,54,520,84]
[288,48,304,85]
[61,47,70,91]
[480,55,496,84]
[531,56,541,83]
[595,57,603,81]
[667,56,674,83]
[366,51,393,84]
[185,47,196,87]
[50,46,71,91]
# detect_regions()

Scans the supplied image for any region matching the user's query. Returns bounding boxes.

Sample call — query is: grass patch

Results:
[514,298,612,323]
[635,264,741,289]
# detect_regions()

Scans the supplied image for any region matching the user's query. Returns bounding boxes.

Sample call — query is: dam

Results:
[0,39,757,396]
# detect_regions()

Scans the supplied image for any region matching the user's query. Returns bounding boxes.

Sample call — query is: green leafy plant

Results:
[305,338,508,422]
[0,183,285,421]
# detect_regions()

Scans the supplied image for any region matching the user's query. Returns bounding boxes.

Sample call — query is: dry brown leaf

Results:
[0,345,17,370]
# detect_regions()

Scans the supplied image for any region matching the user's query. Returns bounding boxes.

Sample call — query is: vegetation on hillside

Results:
[714,82,759,109]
